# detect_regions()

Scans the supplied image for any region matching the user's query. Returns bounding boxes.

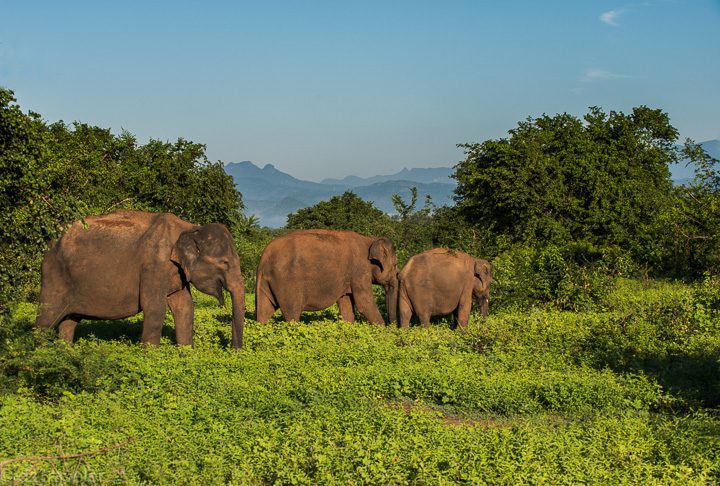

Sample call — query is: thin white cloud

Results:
[579,68,635,82]
[600,8,626,26]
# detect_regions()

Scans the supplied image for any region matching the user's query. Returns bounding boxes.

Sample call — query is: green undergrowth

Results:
[0,279,719,483]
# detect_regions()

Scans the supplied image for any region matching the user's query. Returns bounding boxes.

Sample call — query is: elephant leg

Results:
[417,310,432,329]
[352,284,385,325]
[455,304,471,329]
[337,294,355,323]
[58,318,79,343]
[456,295,472,329]
[281,306,302,322]
[140,274,168,346]
[168,288,194,346]
[255,292,277,323]
[141,305,166,345]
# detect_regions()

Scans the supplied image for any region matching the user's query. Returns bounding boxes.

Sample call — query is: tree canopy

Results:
[453,106,682,263]
[286,191,394,237]
[0,88,244,313]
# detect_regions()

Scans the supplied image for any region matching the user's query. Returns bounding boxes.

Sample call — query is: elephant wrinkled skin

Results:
[35,210,245,348]
[398,248,492,329]
[255,229,398,324]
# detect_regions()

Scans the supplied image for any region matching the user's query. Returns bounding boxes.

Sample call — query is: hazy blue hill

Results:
[321,166,454,187]
[701,139,720,159]
[226,161,456,227]
[354,181,455,213]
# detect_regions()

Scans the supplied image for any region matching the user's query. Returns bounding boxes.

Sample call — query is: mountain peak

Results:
[320,166,453,186]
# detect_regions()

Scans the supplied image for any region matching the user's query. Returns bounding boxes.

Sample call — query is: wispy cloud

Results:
[600,8,626,26]
[579,68,635,82]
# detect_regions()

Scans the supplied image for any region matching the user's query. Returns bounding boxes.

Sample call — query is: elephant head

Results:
[473,258,493,318]
[171,223,245,347]
[369,237,399,323]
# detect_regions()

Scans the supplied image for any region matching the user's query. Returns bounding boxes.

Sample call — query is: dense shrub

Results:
[490,242,634,311]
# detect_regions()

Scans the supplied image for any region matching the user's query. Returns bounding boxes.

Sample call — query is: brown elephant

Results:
[398,248,492,329]
[35,210,245,348]
[255,229,398,324]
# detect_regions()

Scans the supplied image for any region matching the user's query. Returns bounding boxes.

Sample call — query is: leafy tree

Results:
[391,187,435,263]
[453,106,684,266]
[1,90,86,314]
[663,140,720,275]
[116,137,243,228]
[0,88,245,318]
[286,191,394,237]
[427,205,490,257]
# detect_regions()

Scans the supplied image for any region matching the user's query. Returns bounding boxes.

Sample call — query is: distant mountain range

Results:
[226,139,719,228]
[321,167,455,187]
[224,162,456,227]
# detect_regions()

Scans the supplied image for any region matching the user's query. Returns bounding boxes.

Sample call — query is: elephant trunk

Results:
[479,291,489,318]
[385,274,399,324]
[473,288,489,318]
[226,279,245,349]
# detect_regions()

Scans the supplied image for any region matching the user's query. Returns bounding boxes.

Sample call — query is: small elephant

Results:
[256,229,398,324]
[398,248,492,328]
[35,210,245,347]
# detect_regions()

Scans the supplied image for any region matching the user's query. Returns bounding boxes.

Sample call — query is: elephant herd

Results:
[35,210,493,348]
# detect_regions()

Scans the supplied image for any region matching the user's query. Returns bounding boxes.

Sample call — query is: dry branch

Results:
[0,438,134,479]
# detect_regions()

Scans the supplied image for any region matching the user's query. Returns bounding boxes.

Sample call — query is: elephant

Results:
[35,210,245,348]
[398,248,492,329]
[255,229,398,324]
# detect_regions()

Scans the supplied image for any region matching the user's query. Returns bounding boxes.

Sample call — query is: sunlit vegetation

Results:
[1,280,719,483]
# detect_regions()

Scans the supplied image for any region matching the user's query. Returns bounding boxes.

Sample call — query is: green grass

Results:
[1,280,719,484]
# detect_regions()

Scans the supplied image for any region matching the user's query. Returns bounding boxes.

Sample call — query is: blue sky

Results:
[1,1,719,180]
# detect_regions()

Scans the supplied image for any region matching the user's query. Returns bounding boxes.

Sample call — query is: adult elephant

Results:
[256,229,398,324]
[398,248,492,329]
[35,210,245,348]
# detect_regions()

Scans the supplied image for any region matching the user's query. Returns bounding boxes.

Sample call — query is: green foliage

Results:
[490,242,634,312]
[0,88,244,317]
[390,187,435,263]
[115,136,243,228]
[1,282,719,483]
[232,222,278,289]
[661,140,720,275]
[389,191,492,265]
[454,106,682,266]
[0,91,87,315]
[287,191,395,237]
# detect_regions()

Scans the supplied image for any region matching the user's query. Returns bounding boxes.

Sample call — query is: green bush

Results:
[490,243,631,312]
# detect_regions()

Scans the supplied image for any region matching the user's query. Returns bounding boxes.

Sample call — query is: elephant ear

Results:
[474,259,493,285]
[368,237,393,272]
[171,230,200,281]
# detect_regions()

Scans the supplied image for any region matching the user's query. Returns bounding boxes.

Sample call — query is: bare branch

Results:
[0,438,134,480]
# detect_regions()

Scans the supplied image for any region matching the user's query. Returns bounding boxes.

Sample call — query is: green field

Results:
[1,279,719,484]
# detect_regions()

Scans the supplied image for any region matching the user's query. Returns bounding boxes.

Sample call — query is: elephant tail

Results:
[255,271,276,305]
[398,278,415,314]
